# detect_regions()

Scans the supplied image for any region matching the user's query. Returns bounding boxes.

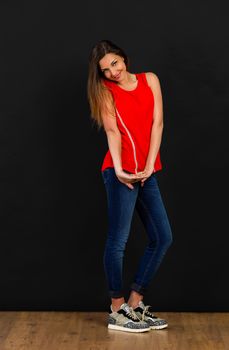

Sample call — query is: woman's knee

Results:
[162,229,173,249]
[150,229,173,251]
[104,235,129,253]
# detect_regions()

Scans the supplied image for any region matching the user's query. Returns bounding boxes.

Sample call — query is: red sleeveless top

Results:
[101,72,162,174]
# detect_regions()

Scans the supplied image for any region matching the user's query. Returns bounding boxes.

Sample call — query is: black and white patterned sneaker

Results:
[107,302,150,333]
[133,301,168,330]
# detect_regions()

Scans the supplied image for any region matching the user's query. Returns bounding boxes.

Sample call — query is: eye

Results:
[101,60,117,73]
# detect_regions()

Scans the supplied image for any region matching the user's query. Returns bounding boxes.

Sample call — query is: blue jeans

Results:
[101,167,173,299]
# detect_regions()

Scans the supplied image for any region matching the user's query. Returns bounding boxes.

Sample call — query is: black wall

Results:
[0,0,228,311]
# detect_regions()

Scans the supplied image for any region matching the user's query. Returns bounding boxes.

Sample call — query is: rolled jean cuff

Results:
[109,290,125,298]
[130,282,146,296]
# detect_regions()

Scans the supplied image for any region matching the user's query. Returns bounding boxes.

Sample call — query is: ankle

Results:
[128,291,143,309]
[128,301,141,309]
[111,297,125,312]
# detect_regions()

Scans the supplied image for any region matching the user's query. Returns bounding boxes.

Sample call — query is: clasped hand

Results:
[115,167,154,190]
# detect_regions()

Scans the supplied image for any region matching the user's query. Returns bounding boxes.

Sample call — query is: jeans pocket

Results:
[101,168,111,185]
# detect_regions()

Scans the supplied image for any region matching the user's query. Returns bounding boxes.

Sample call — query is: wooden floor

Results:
[0,311,228,350]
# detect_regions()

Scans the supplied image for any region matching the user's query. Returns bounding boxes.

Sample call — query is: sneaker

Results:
[107,302,150,333]
[133,300,168,330]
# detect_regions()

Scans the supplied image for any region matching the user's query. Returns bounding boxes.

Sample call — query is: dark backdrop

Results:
[0,0,228,311]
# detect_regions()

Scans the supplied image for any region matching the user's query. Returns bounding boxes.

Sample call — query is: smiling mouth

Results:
[113,72,121,79]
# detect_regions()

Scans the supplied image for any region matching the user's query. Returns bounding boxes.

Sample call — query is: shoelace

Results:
[126,306,142,321]
[142,305,156,321]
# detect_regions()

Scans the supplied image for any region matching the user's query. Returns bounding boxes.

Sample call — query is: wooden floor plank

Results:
[0,311,228,350]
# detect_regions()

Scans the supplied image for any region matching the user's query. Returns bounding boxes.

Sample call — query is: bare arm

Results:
[144,72,164,172]
[106,130,123,174]
[101,99,123,174]
[101,93,145,189]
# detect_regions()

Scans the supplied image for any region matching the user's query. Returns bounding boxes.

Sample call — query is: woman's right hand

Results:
[115,169,146,190]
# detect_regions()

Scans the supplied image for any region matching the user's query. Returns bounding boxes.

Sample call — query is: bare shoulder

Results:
[145,72,160,88]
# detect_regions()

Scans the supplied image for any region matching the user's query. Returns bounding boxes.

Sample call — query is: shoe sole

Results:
[108,324,150,333]
[150,324,168,330]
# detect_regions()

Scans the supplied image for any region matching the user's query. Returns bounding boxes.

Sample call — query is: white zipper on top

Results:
[115,107,138,174]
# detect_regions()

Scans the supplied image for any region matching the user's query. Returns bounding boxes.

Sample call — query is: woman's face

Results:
[99,53,126,82]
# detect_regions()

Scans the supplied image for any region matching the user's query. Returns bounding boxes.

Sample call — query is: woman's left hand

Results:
[139,167,155,187]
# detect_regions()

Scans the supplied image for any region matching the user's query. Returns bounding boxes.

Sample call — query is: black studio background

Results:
[0,1,228,311]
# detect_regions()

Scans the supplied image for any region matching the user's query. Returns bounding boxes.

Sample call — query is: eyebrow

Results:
[100,59,117,71]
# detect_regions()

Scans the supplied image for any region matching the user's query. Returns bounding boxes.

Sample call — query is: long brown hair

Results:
[87,40,130,130]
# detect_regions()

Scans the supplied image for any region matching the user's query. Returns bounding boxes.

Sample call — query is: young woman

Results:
[87,40,173,333]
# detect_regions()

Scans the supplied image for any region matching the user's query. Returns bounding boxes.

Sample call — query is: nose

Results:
[110,68,117,77]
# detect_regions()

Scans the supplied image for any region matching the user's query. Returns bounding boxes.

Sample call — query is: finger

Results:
[126,183,134,190]
[132,172,144,177]
[131,174,141,179]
